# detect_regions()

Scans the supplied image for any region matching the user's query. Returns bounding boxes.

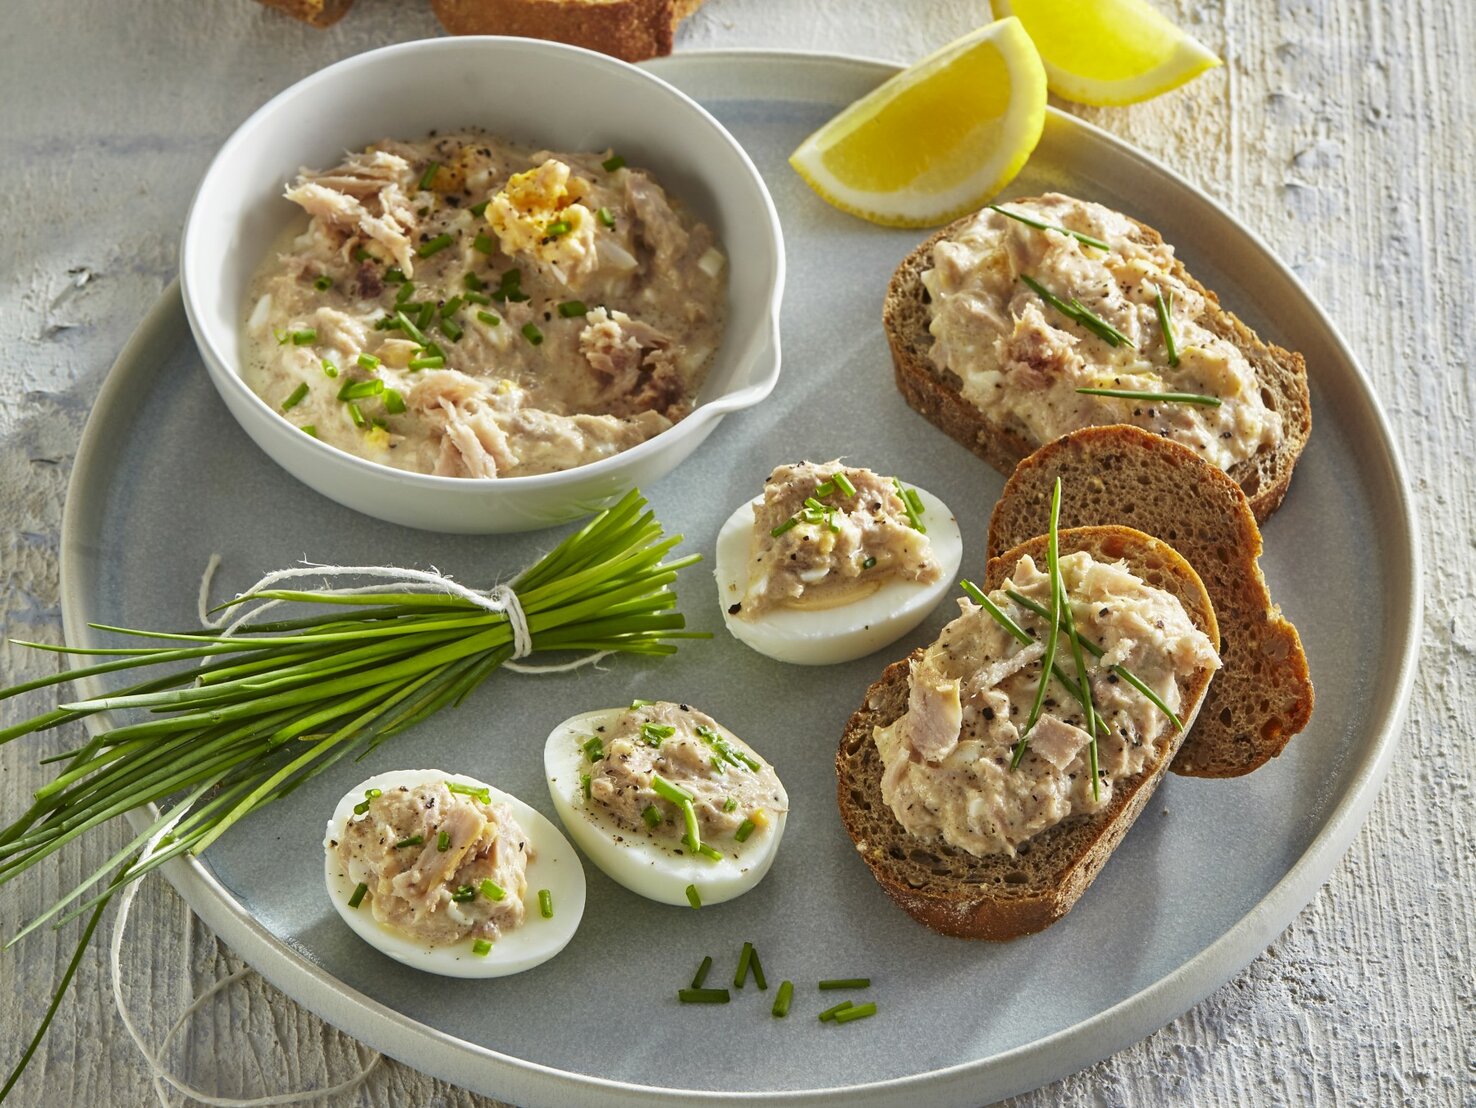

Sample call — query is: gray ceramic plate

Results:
[60,51,1419,1108]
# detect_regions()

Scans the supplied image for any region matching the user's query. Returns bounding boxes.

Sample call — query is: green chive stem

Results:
[1075,387,1220,407]
[1020,274,1136,348]
[833,1002,877,1024]
[280,383,309,412]
[734,942,754,989]
[772,979,793,1018]
[472,937,492,956]
[690,955,712,989]
[817,978,870,990]
[989,204,1111,250]
[677,987,728,1003]
[685,883,701,909]
[818,1001,853,1022]
[347,882,368,908]
[538,889,552,918]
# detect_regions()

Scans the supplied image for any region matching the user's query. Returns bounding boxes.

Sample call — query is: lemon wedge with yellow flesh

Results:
[993,0,1221,106]
[788,17,1047,228]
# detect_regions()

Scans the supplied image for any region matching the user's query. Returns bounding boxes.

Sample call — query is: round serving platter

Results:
[60,50,1419,1107]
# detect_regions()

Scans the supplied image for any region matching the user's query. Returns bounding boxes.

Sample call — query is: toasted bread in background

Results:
[836,525,1218,941]
[256,0,354,27]
[431,0,705,61]
[987,425,1313,778]
[883,200,1312,524]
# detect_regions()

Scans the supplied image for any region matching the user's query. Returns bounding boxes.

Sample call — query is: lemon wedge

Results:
[788,17,1047,228]
[993,0,1221,106]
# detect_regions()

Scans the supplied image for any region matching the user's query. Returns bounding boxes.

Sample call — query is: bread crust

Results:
[883,201,1313,524]
[835,526,1218,940]
[430,0,704,61]
[987,425,1314,777]
[255,0,354,27]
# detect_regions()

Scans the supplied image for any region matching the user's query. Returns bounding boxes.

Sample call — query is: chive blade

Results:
[1075,387,1220,407]
[772,979,793,1018]
[677,987,729,1003]
[690,955,713,989]
[989,203,1111,250]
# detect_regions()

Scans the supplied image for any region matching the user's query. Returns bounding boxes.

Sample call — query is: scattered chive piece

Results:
[274,328,288,345]
[313,274,333,291]
[690,955,713,989]
[407,355,445,371]
[862,556,877,570]
[451,884,476,903]
[300,424,318,438]
[544,219,571,237]
[772,980,794,1018]
[394,834,422,848]
[463,272,485,292]
[696,843,723,861]
[419,161,440,190]
[832,472,858,497]
[642,804,662,828]
[446,781,492,803]
[383,387,406,414]
[734,818,756,843]
[416,301,435,331]
[602,154,625,172]
[321,358,338,378]
[356,352,381,371]
[347,401,366,428]
[630,698,655,708]
[582,736,604,763]
[337,378,384,401]
[1154,285,1180,367]
[437,829,450,851]
[473,232,493,254]
[697,725,758,771]
[721,796,738,813]
[352,800,369,815]
[735,942,754,989]
[280,382,309,411]
[1013,478,1065,769]
[472,938,492,957]
[770,517,799,538]
[597,206,616,228]
[418,233,454,258]
[521,322,543,346]
[480,879,506,901]
[383,267,406,285]
[833,1002,877,1025]
[557,299,588,318]
[750,947,767,990]
[440,316,464,342]
[395,280,416,306]
[814,479,836,498]
[469,200,489,218]
[353,246,372,262]
[818,1001,853,1022]
[677,987,728,1003]
[684,883,701,909]
[650,774,693,804]
[538,889,553,918]
[580,773,592,799]
[893,478,927,533]
[640,721,675,746]
[1020,274,1136,348]
[463,290,491,306]
[1075,387,1220,407]
[1056,533,1100,802]
[347,883,368,909]
[476,310,500,327]
[988,203,1111,250]
[818,978,870,990]
[290,329,317,345]
[440,295,464,318]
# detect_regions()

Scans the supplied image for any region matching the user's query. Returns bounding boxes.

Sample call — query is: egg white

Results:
[713,483,964,665]
[543,709,788,907]
[323,768,586,979]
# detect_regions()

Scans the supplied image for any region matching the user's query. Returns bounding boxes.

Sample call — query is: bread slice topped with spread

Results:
[884,194,1311,523]
[837,523,1219,940]
[987,425,1313,778]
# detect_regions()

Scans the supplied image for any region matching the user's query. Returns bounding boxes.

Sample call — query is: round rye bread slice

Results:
[835,526,1219,941]
[986,425,1313,778]
[882,199,1312,524]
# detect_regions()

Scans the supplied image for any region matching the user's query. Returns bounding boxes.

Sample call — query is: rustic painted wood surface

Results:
[1,0,1472,1104]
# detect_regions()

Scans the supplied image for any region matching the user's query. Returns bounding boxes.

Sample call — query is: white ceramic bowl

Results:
[180,37,783,534]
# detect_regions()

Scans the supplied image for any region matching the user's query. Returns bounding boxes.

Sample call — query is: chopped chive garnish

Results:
[557,299,588,318]
[641,804,661,828]
[750,947,768,990]
[1075,387,1221,407]
[1057,535,1100,801]
[1014,479,1065,769]
[463,272,485,292]
[419,161,441,190]
[832,472,858,497]
[690,955,713,989]
[382,387,406,414]
[630,698,655,708]
[313,274,333,291]
[472,938,492,957]
[352,800,369,815]
[521,322,543,346]
[347,401,366,428]
[365,788,380,800]
[1020,274,1136,348]
[817,978,870,990]
[833,1002,877,1024]
[439,316,464,342]
[684,884,701,909]
[437,829,450,851]
[582,736,604,763]
[395,280,416,306]
[451,884,476,903]
[353,246,372,262]
[446,781,492,803]
[734,942,754,989]
[290,329,317,345]
[602,154,625,172]
[337,377,384,401]
[696,843,723,861]
[818,1001,853,1022]
[476,310,500,327]
[440,295,464,318]
[356,352,381,371]
[989,203,1111,250]
[640,721,675,746]
[383,267,406,284]
[677,987,728,1003]
[480,879,506,901]
[862,556,877,570]
[814,479,836,497]
[274,328,288,345]
[417,233,453,258]
[321,358,338,377]
[697,725,759,771]
[407,355,445,371]
[772,980,794,1017]
[770,517,799,538]
[300,424,318,437]
[280,382,309,411]
[544,219,571,237]
[580,773,592,799]
[538,889,553,918]
[597,206,616,228]
[416,301,435,330]
[347,882,368,908]
[734,818,756,843]
[893,478,927,533]
[1153,285,1180,367]
[469,200,489,218]
[721,796,738,813]
[462,290,491,306]
[394,834,422,848]
[473,232,493,254]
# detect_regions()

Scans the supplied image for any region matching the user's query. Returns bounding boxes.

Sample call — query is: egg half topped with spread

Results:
[324,769,585,978]
[544,701,788,908]
[714,461,964,664]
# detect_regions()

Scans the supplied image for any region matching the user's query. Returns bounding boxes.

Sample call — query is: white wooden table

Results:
[2,1,1471,1104]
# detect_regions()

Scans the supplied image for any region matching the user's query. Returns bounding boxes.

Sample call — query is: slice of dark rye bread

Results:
[883,199,1312,524]
[836,526,1218,941]
[987,425,1313,778]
